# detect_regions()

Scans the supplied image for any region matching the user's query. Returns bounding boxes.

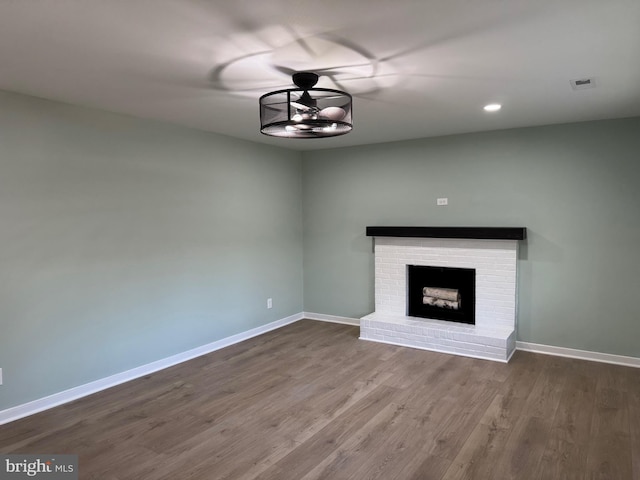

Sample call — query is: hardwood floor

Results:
[1,320,639,479]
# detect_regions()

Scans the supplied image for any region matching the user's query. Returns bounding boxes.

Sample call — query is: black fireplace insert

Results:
[407,265,476,325]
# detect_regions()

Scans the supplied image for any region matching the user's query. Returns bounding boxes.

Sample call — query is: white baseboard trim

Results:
[516,341,640,368]
[5,316,636,425]
[303,312,360,326]
[0,312,304,426]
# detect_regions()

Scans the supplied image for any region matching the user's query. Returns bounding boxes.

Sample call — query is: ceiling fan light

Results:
[259,72,352,139]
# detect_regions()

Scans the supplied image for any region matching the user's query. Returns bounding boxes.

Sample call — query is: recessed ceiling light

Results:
[483,103,502,112]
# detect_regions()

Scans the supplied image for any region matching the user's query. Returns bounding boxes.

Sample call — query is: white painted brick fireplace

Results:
[360,228,525,362]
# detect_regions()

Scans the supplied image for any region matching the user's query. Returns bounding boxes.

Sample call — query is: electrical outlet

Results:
[437,198,448,206]
[267,298,273,309]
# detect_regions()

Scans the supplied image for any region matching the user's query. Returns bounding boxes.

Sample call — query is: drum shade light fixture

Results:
[259,72,352,138]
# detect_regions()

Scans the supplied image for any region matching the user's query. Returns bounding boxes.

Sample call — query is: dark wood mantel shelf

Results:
[366,226,526,240]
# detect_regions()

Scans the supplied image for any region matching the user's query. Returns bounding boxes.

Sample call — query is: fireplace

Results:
[360,226,526,362]
[407,265,475,325]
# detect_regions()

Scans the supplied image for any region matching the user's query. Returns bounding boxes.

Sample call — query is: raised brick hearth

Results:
[360,230,525,362]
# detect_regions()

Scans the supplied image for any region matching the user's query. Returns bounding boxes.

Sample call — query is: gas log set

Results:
[422,287,461,310]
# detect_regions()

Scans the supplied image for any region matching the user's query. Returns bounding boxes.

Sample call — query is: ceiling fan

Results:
[259,71,353,138]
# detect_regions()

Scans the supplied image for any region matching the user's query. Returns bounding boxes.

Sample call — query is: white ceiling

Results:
[1,0,639,151]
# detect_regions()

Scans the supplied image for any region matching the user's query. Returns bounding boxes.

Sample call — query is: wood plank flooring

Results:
[1,320,639,479]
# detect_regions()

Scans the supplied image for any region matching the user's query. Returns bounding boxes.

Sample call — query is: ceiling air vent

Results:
[570,77,596,90]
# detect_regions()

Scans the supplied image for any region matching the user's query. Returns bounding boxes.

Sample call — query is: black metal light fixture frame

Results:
[259,72,352,138]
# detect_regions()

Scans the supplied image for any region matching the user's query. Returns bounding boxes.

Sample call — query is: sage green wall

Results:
[302,117,640,358]
[0,91,303,410]
[2,89,638,413]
